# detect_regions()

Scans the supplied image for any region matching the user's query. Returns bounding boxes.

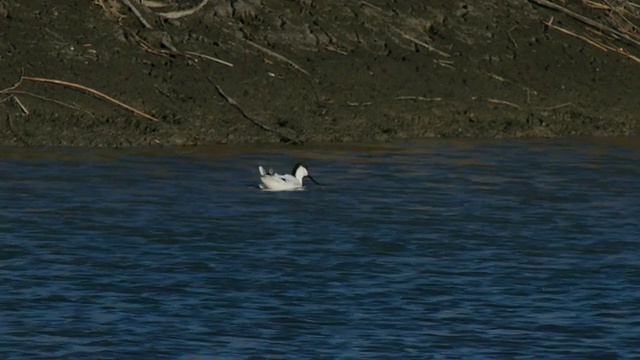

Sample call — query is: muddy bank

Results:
[1,0,639,146]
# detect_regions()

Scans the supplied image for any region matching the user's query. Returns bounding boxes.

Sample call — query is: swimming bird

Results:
[258,163,321,191]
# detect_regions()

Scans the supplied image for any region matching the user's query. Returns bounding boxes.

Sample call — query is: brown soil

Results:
[1,0,639,146]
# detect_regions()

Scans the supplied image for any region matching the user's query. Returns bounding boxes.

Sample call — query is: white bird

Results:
[258,163,321,191]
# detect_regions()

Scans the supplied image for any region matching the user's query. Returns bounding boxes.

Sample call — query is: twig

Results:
[245,40,310,76]
[569,20,640,63]
[507,25,519,49]
[22,76,160,122]
[434,59,455,69]
[485,98,522,109]
[160,35,179,53]
[0,71,24,93]
[185,51,234,67]
[129,32,175,57]
[611,46,640,63]
[604,0,640,35]
[529,0,640,47]
[482,70,538,97]
[390,25,451,58]
[158,0,208,19]
[546,17,610,51]
[544,102,573,110]
[7,90,96,116]
[6,116,29,146]
[1,72,87,114]
[213,82,301,144]
[360,1,385,13]
[360,0,395,17]
[142,0,168,8]
[346,101,373,106]
[13,96,29,114]
[121,0,154,29]
[395,96,442,101]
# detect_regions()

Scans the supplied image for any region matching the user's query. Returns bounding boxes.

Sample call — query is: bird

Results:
[258,163,321,191]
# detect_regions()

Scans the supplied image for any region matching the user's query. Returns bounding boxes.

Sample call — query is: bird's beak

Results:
[308,176,322,186]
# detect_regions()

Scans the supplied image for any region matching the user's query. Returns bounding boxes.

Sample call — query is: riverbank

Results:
[1,0,639,146]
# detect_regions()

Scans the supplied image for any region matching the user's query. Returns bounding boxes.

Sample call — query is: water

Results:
[1,139,639,359]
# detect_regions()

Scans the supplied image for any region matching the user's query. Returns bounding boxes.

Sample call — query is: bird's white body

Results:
[258,163,318,191]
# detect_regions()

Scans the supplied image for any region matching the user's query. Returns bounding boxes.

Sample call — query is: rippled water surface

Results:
[1,139,639,359]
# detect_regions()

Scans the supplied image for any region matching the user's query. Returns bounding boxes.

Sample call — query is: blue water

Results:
[1,139,639,359]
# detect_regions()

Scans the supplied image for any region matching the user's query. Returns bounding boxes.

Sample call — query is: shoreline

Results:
[1,1,638,146]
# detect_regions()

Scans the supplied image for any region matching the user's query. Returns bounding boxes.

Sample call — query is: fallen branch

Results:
[22,76,160,122]
[213,82,302,144]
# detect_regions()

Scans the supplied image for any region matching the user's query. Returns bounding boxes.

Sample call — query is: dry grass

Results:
[531,0,640,63]
[583,0,640,40]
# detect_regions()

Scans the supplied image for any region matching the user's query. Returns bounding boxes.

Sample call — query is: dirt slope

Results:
[1,0,638,146]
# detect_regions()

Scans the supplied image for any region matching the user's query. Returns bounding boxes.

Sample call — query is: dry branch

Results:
[213,82,302,144]
[21,76,160,122]
[8,90,95,116]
